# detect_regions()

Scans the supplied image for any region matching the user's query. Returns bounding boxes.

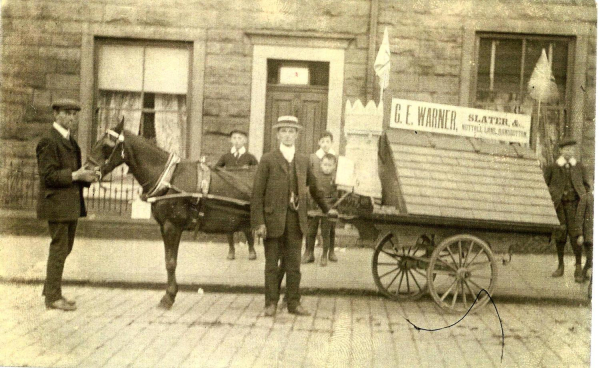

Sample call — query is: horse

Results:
[87,120,257,309]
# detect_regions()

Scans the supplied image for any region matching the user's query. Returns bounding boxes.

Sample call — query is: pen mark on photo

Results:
[404,288,505,362]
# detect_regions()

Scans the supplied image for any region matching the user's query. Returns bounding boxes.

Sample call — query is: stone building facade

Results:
[1,0,596,179]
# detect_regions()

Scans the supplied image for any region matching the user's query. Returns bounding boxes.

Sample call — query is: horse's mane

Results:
[122,129,171,157]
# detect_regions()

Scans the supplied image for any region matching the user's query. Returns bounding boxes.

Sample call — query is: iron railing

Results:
[0,158,143,217]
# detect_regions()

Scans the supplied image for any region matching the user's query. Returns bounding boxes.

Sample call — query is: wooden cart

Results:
[337,129,560,313]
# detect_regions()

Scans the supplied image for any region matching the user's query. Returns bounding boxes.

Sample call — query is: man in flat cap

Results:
[252,116,337,317]
[36,99,98,311]
[544,137,591,282]
[215,129,258,261]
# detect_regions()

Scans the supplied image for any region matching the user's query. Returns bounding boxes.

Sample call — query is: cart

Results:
[336,128,560,314]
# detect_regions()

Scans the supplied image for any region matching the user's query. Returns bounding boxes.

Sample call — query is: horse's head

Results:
[87,117,126,178]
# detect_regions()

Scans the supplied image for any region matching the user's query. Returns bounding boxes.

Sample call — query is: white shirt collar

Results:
[315,148,336,159]
[556,156,577,167]
[53,122,70,139]
[279,143,295,163]
[230,146,246,156]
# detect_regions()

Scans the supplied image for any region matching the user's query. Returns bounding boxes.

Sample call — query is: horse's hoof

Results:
[158,294,174,309]
[249,249,257,260]
[227,252,235,260]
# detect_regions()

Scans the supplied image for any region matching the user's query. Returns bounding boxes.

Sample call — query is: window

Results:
[95,40,191,155]
[472,33,573,150]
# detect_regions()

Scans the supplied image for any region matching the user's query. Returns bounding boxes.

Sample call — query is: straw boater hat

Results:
[272,116,303,130]
[51,98,81,111]
[557,137,577,148]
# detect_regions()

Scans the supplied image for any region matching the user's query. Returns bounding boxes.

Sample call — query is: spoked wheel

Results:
[427,234,497,313]
[372,232,431,300]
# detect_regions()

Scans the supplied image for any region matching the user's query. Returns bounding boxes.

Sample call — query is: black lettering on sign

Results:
[394,104,402,124]
[417,107,427,126]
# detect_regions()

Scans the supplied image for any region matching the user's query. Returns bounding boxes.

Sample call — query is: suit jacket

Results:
[543,158,589,206]
[576,192,594,243]
[251,149,329,238]
[36,127,88,221]
[215,151,258,168]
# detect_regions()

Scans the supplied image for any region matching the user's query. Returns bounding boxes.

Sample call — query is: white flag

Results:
[374,27,391,90]
[527,49,559,104]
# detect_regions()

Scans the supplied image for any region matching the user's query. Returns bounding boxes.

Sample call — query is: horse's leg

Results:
[244,228,257,260]
[227,233,236,260]
[159,220,182,309]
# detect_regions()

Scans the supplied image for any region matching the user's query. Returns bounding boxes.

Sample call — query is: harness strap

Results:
[146,152,181,199]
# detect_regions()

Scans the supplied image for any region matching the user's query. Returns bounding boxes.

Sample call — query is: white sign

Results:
[390,98,531,144]
[279,66,309,85]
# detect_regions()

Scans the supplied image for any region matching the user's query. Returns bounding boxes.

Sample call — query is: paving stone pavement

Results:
[0,283,591,367]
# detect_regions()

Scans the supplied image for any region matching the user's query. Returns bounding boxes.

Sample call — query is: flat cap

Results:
[272,115,303,130]
[229,129,248,137]
[51,98,81,111]
[557,137,577,148]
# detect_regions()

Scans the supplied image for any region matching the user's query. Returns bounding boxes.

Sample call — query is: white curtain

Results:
[155,94,186,154]
[96,91,142,138]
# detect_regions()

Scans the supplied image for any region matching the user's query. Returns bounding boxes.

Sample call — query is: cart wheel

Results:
[372,232,430,300]
[427,234,497,313]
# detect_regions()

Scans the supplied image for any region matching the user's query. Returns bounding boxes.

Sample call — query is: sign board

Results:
[335,156,356,189]
[279,66,309,85]
[390,98,531,145]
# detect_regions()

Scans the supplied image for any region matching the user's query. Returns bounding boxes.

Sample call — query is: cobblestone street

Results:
[0,283,591,367]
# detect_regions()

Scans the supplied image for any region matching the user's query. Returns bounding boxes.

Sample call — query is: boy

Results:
[310,153,338,266]
[544,137,590,280]
[575,190,593,283]
[216,129,258,260]
[303,131,337,264]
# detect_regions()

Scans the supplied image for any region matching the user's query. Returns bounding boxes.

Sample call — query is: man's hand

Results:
[72,167,98,183]
[254,224,267,239]
[577,235,584,246]
[327,209,339,218]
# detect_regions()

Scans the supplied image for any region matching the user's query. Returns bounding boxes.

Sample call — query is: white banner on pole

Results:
[389,98,531,145]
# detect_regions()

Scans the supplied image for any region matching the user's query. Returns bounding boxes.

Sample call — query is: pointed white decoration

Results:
[527,49,559,103]
[374,27,391,90]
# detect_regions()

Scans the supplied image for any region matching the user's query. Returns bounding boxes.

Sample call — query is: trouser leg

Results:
[264,236,282,307]
[43,221,76,305]
[563,200,582,265]
[283,210,303,311]
[304,217,319,259]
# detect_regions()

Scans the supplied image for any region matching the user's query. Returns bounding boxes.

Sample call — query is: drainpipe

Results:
[366,0,379,102]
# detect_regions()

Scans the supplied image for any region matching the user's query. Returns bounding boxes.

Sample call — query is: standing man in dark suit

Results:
[216,129,259,260]
[36,99,98,311]
[544,137,590,280]
[252,116,337,317]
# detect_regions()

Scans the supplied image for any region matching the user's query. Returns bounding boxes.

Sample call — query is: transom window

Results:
[95,40,191,155]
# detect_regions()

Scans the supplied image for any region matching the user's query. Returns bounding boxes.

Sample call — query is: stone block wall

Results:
[0,0,596,173]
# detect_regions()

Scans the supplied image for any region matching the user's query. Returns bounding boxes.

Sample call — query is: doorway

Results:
[263,60,329,154]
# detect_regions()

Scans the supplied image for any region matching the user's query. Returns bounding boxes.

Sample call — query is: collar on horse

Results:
[145,151,181,199]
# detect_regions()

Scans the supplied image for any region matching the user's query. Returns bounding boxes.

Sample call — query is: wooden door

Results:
[264,85,328,154]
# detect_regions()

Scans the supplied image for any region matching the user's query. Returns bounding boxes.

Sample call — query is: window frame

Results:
[93,37,194,157]
[469,32,576,142]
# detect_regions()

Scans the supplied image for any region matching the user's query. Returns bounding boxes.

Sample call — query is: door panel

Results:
[264,85,328,154]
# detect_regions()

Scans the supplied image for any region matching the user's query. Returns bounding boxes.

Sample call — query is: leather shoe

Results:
[264,304,277,317]
[46,299,77,311]
[552,265,564,277]
[301,253,315,264]
[61,296,76,306]
[288,305,311,316]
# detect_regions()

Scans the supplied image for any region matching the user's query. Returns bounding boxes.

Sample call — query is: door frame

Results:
[249,45,345,159]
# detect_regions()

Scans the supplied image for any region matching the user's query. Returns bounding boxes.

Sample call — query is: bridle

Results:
[87,129,125,170]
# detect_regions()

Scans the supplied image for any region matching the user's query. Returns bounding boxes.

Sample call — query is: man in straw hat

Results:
[544,137,590,281]
[36,98,99,311]
[252,116,338,317]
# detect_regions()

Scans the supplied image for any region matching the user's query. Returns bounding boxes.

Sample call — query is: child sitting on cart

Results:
[302,153,339,266]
